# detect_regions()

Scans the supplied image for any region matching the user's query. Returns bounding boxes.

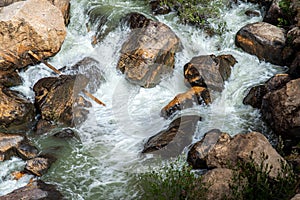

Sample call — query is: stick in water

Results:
[28,50,106,106]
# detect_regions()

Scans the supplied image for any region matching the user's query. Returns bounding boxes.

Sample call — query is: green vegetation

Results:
[136,158,208,200]
[155,0,228,35]
[278,0,295,27]
[229,153,298,200]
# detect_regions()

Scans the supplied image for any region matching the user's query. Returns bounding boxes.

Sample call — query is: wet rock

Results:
[122,12,151,30]
[0,87,35,132]
[142,115,201,157]
[245,10,260,17]
[201,168,234,200]
[243,85,267,108]
[261,78,300,137]
[0,70,22,87]
[0,0,66,70]
[188,131,285,178]
[187,129,226,169]
[53,128,76,138]
[60,57,105,93]
[0,132,38,161]
[161,86,211,118]
[149,0,171,15]
[0,180,63,200]
[117,13,181,88]
[25,156,55,176]
[33,75,91,129]
[235,22,286,65]
[183,54,237,92]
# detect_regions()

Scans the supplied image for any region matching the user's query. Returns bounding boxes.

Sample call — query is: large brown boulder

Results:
[0,70,22,87]
[201,168,234,200]
[33,75,91,130]
[235,22,286,65]
[0,87,35,132]
[183,54,237,92]
[0,0,66,70]
[261,78,300,137]
[0,132,38,161]
[161,86,211,118]
[142,115,201,157]
[0,180,63,200]
[48,0,70,25]
[117,13,181,88]
[188,130,285,178]
[25,156,55,177]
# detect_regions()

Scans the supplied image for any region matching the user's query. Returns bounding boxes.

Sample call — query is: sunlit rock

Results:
[33,75,91,131]
[161,86,211,118]
[0,180,63,199]
[0,132,38,161]
[235,22,286,65]
[117,13,181,88]
[183,54,237,92]
[188,130,285,178]
[142,115,201,157]
[0,87,35,132]
[0,0,66,70]
[25,156,55,176]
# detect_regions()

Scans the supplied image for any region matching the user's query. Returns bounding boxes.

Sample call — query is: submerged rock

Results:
[188,130,285,178]
[0,0,66,70]
[142,115,201,157]
[60,57,105,93]
[117,13,181,88]
[235,22,286,65]
[0,180,63,200]
[0,132,38,161]
[0,87,35,132]
[161,86,211,118]
[183,54,237,92]
[33,75,92,130]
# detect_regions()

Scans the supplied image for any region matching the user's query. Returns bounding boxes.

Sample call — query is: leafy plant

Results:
[136,157,208,200]
[278,0,295,27]
[229,152,298,200]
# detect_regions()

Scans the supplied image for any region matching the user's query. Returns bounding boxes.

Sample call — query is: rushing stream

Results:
[0,0,286,199]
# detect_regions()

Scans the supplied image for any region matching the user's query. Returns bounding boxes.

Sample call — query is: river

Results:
[0,0,285,199]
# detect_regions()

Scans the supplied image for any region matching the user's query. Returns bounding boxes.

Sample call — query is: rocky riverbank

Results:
[0,0,299,199]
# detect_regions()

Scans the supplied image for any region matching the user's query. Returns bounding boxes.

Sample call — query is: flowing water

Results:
[0,0,286,199]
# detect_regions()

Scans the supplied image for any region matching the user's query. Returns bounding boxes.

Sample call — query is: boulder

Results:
[60,57,105,93]
[235,22,286,65]
[289,52,300,79]
[117,13,181,88]
[263,0,283,26]
[142,115,201,157]
[53,128,76,139]
[183,54,237,92]
[149,0,171,15]
[291,194,300,200]
[33,75,92,129]
[0,87,35,132]
[261,78,300,137]
[201,168,234,200]
[0,0,66,70]
[25,156,55,176]
[188,130,285,178]
[48,0,70,25]
[0,180,63,200]
[243,73,291,108]
[161,86,211,118]
[0,70,22,87]
[0,132,38,161]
